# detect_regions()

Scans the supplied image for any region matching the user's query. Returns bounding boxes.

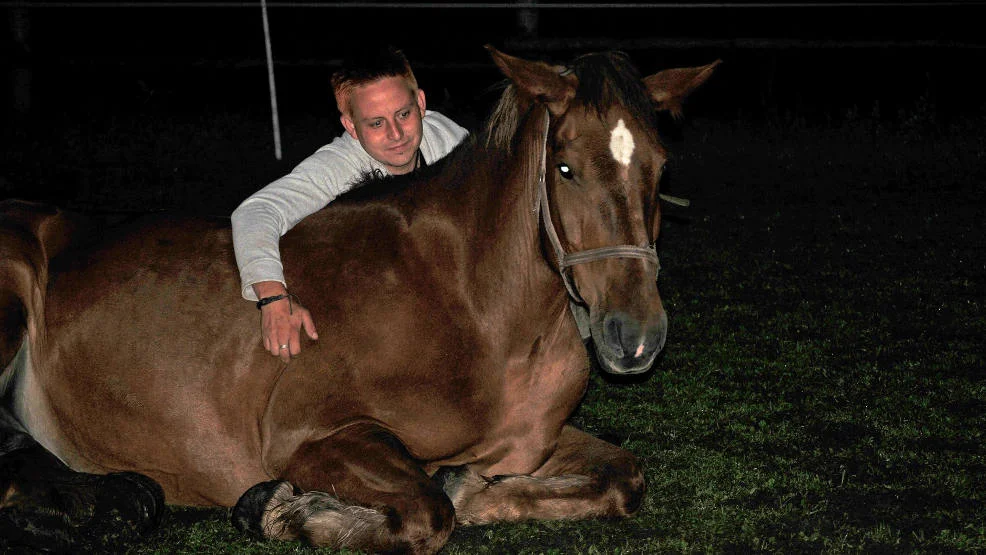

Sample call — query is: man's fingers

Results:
[301,311,319,340]
[271,328,291,361]
[270,336,288,359]
[263,332,278,357]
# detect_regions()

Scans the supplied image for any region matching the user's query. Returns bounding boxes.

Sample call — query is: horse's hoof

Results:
[0,471,164,552]
[98,471,167,531]
[232,480,296,538]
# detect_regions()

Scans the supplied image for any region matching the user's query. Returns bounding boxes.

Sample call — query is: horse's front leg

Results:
[437,424,644,524]
[232,422,454,554]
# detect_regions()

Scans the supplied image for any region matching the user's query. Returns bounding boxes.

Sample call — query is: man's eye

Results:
[370,120,383,128]
[557,163,574,179]
[399,110,411,120]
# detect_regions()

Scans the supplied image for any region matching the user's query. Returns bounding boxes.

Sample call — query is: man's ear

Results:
[415,88,427,115]
[340,113,358,140]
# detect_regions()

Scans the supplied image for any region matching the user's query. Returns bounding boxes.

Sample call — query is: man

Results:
[231,47,469,362]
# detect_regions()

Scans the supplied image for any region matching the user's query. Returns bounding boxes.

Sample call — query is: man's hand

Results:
[253,282,318,363]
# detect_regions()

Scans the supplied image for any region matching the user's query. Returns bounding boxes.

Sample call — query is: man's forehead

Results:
[351,77,416,110]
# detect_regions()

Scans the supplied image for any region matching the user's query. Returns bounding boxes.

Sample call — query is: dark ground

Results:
[1,4,985,553]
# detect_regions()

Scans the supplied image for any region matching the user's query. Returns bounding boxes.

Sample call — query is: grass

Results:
[2,98,985,553]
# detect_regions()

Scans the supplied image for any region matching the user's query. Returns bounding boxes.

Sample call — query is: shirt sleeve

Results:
[231,136,370,300]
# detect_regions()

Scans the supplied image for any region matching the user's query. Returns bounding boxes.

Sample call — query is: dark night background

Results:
[5,2,986,120]
[3,2,986,215]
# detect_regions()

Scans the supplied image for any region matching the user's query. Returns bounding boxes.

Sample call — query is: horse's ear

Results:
[644,59,721,119]
[485,45,576,116]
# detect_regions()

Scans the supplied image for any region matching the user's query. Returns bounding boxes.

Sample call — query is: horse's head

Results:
[488,47,718,375]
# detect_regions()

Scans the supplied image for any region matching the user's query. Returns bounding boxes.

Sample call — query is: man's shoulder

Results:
[421,111,469,163]
[313,132,365,159]
[290,133,376,185]
[423,110,469,140]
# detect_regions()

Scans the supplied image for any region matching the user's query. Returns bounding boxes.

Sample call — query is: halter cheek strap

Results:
[534,110,660,306]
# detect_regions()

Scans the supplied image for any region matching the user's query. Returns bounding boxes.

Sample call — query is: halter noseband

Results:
[535,111,661,305]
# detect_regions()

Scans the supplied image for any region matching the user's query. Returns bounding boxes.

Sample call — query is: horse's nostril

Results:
[604,315,625,357]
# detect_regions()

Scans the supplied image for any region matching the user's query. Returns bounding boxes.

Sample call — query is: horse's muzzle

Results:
[593,310,667,375]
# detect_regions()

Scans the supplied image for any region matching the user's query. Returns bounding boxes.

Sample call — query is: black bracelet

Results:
[256,294,288,310]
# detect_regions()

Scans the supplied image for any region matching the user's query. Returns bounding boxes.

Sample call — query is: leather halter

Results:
[534,110,661,305]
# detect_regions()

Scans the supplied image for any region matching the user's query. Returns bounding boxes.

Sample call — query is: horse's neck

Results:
[464,127,571,341]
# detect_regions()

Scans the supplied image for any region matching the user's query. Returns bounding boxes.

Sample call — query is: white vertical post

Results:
[517,0,538,38]
[261,0,282,160]
[9,8,33,116]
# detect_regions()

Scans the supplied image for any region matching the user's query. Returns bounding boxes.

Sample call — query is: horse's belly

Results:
[25,226,279,505]
[21,352,265,506]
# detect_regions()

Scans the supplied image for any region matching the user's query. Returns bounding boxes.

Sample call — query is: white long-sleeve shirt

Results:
[232,110,468,300]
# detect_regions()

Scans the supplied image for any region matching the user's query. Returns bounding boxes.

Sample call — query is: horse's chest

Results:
[502,352,588,417]
[457,345,589,474]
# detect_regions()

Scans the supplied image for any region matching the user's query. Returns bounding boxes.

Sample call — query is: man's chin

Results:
[381,154,418,175]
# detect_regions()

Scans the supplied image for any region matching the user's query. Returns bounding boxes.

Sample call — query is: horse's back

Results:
[46,212,237,321]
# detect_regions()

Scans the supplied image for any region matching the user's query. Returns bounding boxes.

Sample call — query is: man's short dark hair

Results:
[331,46,418,117]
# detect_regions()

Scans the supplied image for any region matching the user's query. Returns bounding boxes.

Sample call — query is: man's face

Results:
[341,76,427,175]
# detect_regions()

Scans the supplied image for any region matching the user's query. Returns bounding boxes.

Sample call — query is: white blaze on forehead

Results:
[609,118,635,168]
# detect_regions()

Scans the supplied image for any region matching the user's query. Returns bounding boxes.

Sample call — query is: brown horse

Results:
[0,47,717,553]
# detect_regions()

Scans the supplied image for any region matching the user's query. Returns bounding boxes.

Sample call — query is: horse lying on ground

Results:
[0,46,717,553]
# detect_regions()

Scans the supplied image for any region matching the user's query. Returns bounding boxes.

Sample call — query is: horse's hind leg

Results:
[436,424,644,525]
[233,422,454,554]
[0,436,165,551]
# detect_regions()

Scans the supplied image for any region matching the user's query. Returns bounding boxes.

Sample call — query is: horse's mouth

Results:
[594,348,660,376]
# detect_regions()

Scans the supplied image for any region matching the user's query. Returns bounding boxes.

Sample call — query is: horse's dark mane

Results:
[333,134,478,204]
[571,51,655,126]
[485,51,655,152]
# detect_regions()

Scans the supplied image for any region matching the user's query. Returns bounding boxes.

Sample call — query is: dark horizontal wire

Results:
[0,1,981,8]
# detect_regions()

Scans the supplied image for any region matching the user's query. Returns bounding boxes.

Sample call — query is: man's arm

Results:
[231,139,368,360]
[231,144,365,301]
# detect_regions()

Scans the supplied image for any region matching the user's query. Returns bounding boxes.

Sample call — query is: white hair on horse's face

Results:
[609,119,635,169]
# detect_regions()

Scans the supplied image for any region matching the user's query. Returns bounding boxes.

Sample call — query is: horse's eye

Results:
[557,163,574,180]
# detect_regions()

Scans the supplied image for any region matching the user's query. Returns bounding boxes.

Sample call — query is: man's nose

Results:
[387,121,403,141]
